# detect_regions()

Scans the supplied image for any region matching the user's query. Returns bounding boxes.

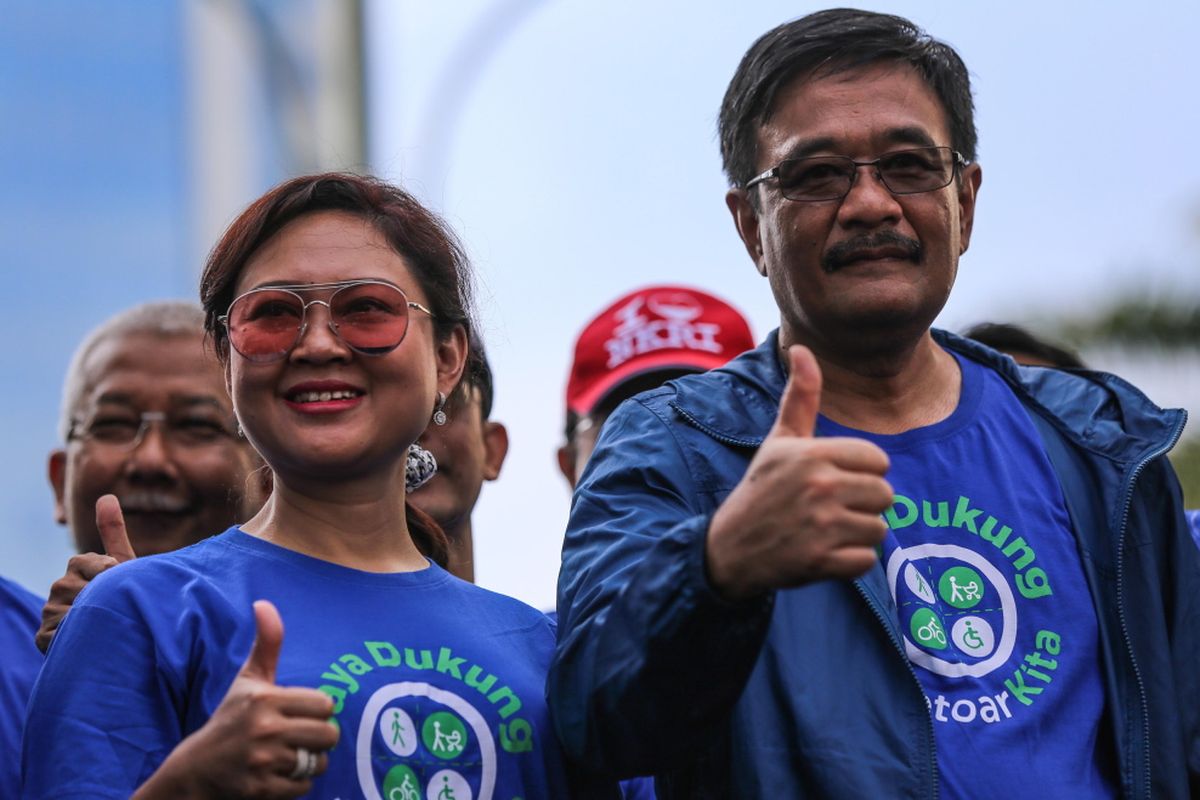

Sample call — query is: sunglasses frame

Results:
[220,279,435,363]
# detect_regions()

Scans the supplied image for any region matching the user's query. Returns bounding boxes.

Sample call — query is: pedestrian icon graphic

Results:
[380,707,418,757]
[904,563,936,603]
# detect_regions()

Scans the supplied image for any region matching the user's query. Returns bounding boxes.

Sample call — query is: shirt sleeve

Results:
[21,575,190,799]
[550,397,773,776]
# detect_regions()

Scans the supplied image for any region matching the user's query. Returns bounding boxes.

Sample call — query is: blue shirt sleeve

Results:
[20,563,229,800]
[1,577,43,800]
[550,398,772,776]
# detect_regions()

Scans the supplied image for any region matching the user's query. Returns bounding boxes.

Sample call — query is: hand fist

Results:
[706,346,894,599]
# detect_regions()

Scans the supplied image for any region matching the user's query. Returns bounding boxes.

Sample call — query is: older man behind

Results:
[37,301,265,651]
[1,302,264,797]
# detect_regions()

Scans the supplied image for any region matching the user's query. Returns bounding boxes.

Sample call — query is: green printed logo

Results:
[382,764,421,800]
[939,565,984,609]
[423,711,468,759]
[380,707,417,756]
[910,608,948,650]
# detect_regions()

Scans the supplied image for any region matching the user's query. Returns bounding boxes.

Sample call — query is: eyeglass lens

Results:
[226,282,412,362]
[777,147,955,201]
[76,411,233,450]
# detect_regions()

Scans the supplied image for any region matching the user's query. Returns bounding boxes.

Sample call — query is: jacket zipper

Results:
[1113,411,1187,799]
[675,400,940,797]
[852,581,939,800]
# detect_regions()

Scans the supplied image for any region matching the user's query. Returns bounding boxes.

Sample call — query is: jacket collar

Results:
[669,328,1186,465]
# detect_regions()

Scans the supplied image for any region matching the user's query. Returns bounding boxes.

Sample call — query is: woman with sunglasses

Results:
[22,174,606,800]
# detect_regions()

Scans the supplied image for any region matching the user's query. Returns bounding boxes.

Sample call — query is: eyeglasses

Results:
[68,410,237,451]
[220,280,435,363]
[744,146,964,202]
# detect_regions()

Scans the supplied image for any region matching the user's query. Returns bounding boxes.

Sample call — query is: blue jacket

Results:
[551,330,1199,799]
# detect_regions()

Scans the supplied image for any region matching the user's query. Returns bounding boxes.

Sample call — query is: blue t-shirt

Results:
[818,352,1115,799]
[1,576,42,800]
[23,529,578,799]
[1187,509,1200,551]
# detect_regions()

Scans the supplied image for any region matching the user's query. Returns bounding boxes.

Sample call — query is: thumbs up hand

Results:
[37,494,139,653]
[135,601,339,799]
[705,346,894,600]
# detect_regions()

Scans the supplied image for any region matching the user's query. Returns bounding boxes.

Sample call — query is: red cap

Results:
[566,285,755,416]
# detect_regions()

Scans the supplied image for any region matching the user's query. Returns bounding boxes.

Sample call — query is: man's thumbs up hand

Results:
[94,494,137,563]
[706,345,894,600]
[769,344,823,439]
[36,494,139,653]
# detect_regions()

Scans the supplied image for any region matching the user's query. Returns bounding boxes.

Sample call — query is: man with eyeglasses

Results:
[552,9,1198,799]
[37,301,267,651]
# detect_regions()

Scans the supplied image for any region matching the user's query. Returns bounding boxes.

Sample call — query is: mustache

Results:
[822,231,921,272]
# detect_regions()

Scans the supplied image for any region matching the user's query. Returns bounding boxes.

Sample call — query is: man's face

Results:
[727,63,982,351]
[410,385,508,541]
[48,331,261,556]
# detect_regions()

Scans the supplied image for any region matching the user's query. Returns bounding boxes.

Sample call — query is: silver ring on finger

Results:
[289,746,318,780]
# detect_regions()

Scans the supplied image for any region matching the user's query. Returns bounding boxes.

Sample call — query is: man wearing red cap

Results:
[555,285,754,800]
[557,285,755,486]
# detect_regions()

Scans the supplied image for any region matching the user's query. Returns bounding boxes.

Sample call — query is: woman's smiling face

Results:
[227,210,464,484]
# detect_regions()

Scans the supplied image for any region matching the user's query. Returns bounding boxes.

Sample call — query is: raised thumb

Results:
[240,600,284,683]
[770,345,822,438]
[94,494,137,562]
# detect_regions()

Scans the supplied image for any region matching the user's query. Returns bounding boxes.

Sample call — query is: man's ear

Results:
[436,325,469,399]
[725,188,767,276]
[556,444,576,489]
[957,162,983,255]
[480,421,509,482]
[48,450,68,526]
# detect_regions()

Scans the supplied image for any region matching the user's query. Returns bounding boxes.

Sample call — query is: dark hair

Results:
[963,322,1085,370]
[718,8,977,191]
[199,172,476,567]
[455,330,495,421]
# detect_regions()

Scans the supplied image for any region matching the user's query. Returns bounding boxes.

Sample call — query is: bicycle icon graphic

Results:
[388,774,420,800]
[916,615,946,647]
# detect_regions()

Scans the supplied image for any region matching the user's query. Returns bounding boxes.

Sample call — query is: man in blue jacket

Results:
[551,9,1199,799]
